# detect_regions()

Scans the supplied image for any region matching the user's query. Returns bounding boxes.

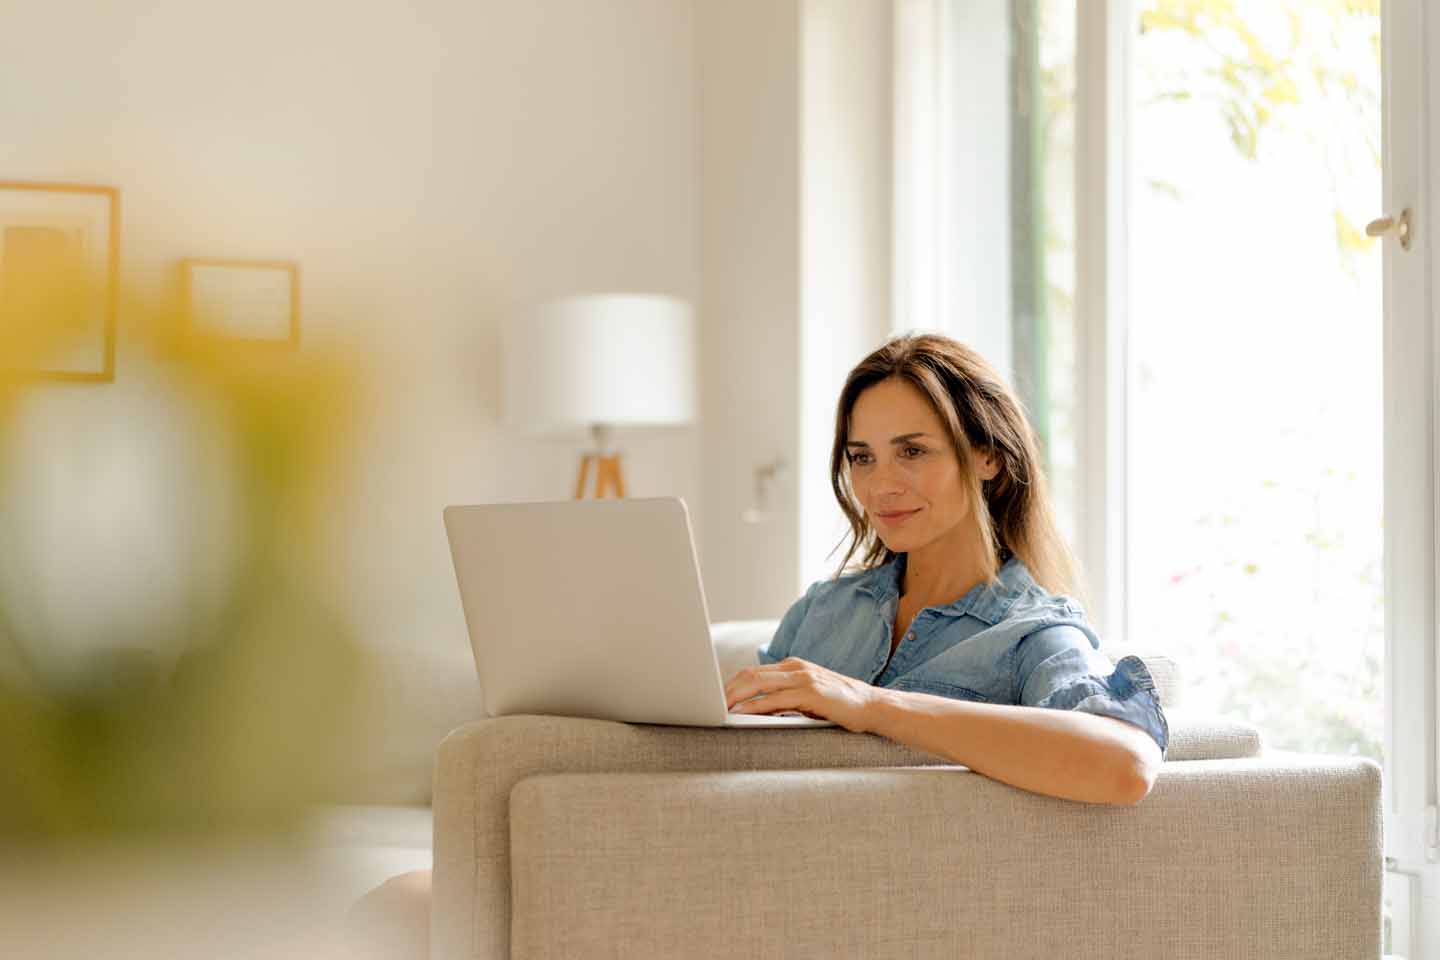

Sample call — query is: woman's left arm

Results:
[863,687,1162,806]
[724,659,1162,806]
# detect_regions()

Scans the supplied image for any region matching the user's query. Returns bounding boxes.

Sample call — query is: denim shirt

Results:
[758,552,1170,757]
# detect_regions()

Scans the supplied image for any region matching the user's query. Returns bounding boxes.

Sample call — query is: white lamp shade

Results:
[502,293,697,436]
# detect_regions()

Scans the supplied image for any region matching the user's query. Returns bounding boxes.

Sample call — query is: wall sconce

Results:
[741,457,787,524]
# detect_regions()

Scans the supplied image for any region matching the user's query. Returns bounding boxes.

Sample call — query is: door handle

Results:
[1365,208,1413,251]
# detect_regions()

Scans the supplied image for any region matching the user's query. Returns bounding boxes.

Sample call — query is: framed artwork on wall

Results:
[179,258,300,349]
[0,181,120,383]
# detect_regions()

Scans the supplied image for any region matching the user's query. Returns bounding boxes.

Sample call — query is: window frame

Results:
[1073,0,1131,650]
[1379,0,1440,949]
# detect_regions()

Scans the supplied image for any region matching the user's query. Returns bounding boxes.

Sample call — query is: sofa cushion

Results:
[711,618,780,686]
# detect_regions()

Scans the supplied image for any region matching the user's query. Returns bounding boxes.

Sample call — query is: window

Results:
[1126,3,1383,760]
[1013,0,1383,761]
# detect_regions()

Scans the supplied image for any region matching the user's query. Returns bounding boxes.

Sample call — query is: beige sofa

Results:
[428,625,1383,960]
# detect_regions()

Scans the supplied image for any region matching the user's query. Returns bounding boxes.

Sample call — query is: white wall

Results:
[0,0,907,798]
[0,0,702,799]
[695,0,802,622]
[800,0,894,589]
[696,0,899,617]
[893,0,1011,370]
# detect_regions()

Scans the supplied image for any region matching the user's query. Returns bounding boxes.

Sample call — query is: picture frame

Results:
[179,258,301,350]
[0,181,120,383]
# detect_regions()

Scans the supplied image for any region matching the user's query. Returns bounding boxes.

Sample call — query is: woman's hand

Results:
[724,657,882,733]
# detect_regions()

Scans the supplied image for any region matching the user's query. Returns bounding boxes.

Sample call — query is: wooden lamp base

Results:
[574,452,626,499]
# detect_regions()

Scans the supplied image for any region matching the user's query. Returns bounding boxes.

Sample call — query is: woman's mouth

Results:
[875,508,920,526]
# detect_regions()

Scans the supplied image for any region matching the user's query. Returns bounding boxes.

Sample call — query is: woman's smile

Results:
[876,507,922,526]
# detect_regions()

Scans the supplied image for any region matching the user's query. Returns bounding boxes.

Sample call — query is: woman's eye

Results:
[849,447,922,465]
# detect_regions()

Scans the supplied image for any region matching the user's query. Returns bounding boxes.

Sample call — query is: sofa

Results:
[426,620,1384,960]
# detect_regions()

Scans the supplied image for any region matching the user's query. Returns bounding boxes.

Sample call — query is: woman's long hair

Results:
[827,332,1084,602]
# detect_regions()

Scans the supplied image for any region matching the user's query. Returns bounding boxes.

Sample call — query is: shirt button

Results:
[906,632,914,640]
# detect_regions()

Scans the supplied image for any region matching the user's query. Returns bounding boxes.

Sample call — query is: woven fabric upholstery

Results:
[1158,708,1262,759]
[1102,649,1182,708]
[431,710,1265,960]
[507,757,1382,959]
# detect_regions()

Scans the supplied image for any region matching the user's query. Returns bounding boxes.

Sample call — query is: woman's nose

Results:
[870,459,907,493]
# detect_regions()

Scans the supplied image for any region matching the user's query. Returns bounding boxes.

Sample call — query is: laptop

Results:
[442,496,837,728]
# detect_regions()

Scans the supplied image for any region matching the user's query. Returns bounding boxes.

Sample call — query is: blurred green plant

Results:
[0,254,376,843]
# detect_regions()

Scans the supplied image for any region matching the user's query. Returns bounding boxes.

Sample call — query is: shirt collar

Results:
[854,551,1037,625]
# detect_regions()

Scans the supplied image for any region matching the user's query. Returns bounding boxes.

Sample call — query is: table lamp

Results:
[502,293,696,499]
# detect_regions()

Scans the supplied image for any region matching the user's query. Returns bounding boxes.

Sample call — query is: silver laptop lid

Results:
[442,496,730,725]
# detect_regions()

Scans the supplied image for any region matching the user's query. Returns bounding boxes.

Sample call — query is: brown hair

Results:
[827,332,1083,601]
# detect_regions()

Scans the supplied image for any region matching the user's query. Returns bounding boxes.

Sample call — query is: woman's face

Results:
[845,377,996,554]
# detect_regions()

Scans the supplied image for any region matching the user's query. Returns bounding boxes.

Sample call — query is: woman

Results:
[723,332,1168,806]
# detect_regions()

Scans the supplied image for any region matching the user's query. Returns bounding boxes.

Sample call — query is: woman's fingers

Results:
[724,665,777,701]
[725,664,805,709]
[732,688,804,714]
[725,669,775,708]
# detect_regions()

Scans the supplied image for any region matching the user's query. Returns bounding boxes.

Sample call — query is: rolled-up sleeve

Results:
[757,581,821,665]
[1015,625,1170,758]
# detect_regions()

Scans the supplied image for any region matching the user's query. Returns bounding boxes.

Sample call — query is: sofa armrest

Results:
[431,715,956,960]
[1161,707,1262,759]
[431,711,1264,960]
[509,757,1381,959]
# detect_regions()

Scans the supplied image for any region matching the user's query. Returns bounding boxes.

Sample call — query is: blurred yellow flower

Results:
[0,252,379,844]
